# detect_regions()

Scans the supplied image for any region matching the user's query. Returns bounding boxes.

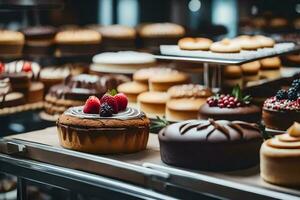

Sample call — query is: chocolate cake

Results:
[44,74,126,115]
[57,106,149,154]
[159,119,263,171]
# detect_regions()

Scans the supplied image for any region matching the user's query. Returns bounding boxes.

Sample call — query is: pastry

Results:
[148,68,189,92]
[232,35,261,50]
[0,78,25,108]
[260,57,281,79]
[137,91,168,116]
[21,26,57,55]
[57,93,149,154]
[88,24,136,50]
[55,29,101,56]
[117,81,148,102]
[223,65,243,89]
[253,35,275,48]
[262,79,300,131]
[26,82,44,103]
[159,119,263,171]
[39,64,87,92]
[210,39,241,53]
[166,84,213,121]
[260,122,300,187]
[199,86,261,123]
[90,51,156,74]
[133,67,168,85]
[0,30,24,57]
[178,37,213,51]
[44,74,125,115]
[269,17,288,29]
[240,61,261,83]
[138,23,185,50]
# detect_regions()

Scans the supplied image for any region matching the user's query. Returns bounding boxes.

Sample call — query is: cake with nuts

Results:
[262,79,300,131]
[57,92,150,154]
[199,85,261,123]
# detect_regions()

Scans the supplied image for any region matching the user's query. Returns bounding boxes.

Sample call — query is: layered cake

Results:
[262,79,300,131]
[0,78,25,108]
[117,81,148,102]
[260,57,281,80]
[55,29,101,56]
[0,30,24,57]
[138,23,185,50]
[199,86,261,123]
[137,91,168,116]
[159,119,263,171]
[22,26,57,55]
[57,93,150,154]
[45,74,125,115]
[88,24,136,50]
[166,84,213,121]
[260,122,300,187]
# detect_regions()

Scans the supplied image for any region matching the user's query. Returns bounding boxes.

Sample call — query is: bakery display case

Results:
[0,0,299,200]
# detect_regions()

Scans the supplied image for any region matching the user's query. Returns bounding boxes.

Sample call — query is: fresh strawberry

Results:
[83,96,101,114]
[0,63,5,74]
[114,93,128,111]
[22,62,32,72]
[101,94,118,113]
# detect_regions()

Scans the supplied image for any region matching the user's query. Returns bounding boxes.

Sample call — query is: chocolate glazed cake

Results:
[159,119,263,171]
[57,106,150,154]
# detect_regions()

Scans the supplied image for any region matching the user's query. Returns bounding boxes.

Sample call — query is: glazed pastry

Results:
[117,81,148,102]
[210,39,241,53]
[22,26,57,55]
[260,122,300,187]
[253,35,275,48]
[262,79,300,131]
[178,37,213,51]
[0,30,24,57]
[137,91,168,116]
[44,74,125,115]
[199,86,261,123]
[232,35,261,50]
[138,23,185,50]
[88,24,136,50]
[260,57,281,80]
[166,84,213,121]
[55,29,101,56]
[240,61,261,83]
[90,51,156,74]
[57,94,149,154]
[223,65,243,89]
[159,119,263,171]
[133,67,170,85]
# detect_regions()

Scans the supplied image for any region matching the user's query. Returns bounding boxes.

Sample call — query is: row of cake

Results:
[0,22,185,57]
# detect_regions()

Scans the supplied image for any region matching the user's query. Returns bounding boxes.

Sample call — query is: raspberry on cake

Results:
[199,85,261,123]
[262,79,300,131]
[57,93,150,154]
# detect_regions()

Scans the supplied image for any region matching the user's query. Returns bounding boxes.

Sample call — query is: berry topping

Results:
[100,94,118,114]
[206,85,251,108]
[114,93,128,111]
[0,63,5,74]
[276,89,288,100]
[83,96,101,114]
[287,87,298,101]
[291,79,300,91]
[22,62,32,72]
[100,103,113,117]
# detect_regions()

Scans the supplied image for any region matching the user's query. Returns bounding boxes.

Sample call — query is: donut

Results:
[210,39,241,53]
[178,37,213,51]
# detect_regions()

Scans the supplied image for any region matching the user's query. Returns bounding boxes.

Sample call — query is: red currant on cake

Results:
[83,96,101,114]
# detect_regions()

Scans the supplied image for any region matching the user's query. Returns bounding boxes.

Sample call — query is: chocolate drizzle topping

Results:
[64,106,145,120]
[179,119,260,141]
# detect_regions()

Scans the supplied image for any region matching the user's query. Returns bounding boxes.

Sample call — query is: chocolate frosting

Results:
[160,119,262,143]
[64,106,145,120]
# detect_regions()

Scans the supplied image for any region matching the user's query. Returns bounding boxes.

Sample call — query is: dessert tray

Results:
[158,42,300,65]
[0,127,299,200]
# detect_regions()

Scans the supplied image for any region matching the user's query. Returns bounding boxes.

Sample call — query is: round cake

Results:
[262,79,300,131]
[199,86,261,123]
[159,119,263,171]
[260,122,300,187]
[57,106,149,154]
